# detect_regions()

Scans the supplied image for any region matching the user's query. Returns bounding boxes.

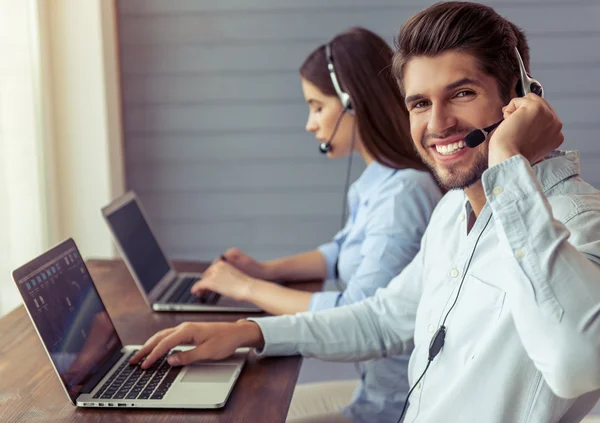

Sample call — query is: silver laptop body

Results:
[12,238,247,409]
[101,191,260,313]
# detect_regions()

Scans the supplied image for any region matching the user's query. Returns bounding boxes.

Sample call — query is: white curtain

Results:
[0,0,48,316]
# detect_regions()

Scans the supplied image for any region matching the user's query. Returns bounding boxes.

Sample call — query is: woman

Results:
[192,28,442,423]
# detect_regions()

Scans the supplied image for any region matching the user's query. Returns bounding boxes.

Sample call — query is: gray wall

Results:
[116,0,600,386]
[117,0,600,263]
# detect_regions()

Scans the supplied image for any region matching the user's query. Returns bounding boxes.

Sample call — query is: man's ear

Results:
[512,76,523,99]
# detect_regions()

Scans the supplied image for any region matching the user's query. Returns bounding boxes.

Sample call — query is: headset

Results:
[319,42,355,155]
[464,47,544,148]
[317,39,359,233]
[396,47,545,423]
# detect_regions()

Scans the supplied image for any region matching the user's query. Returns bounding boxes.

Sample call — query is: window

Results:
[0,0,47,316]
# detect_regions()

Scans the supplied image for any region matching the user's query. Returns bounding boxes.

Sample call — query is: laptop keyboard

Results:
[166,276,221,305]
[93,351,182,401]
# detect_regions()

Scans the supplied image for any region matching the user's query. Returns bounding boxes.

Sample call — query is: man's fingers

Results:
[140,326,194,369]
[169,337,236,366]
[503,96,528,113]
[140,331,182,369]
[168,343,213,366]
[130,328,175,364]
[503,95,540,120]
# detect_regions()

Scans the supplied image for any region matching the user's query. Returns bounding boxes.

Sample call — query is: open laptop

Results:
[12,238,248,409]
[101,191,260,313]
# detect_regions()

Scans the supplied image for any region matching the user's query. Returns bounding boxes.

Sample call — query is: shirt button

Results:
[493,186,504,196]
[417,382,422,390]
[450,268,460,278]
[459,213,465,222]
[515,249,526,259]
[428,324,435,334]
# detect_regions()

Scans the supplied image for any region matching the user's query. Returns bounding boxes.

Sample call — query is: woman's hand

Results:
[220,248,273,280]
[191,260,258,302]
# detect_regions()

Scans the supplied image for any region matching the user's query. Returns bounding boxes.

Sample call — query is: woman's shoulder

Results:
[377,167,441,198]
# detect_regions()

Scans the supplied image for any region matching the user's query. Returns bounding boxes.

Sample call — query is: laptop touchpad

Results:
[181,364,237,383]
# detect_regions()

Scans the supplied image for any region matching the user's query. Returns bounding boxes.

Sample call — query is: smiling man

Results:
[403,65,498,194]
[129,3,600,423]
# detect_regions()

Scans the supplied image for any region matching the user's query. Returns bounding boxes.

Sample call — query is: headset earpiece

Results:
[319,42,355,155]
[516,78,543,98]
[325,43,354,114]
[514,47,544,98]
[529,82,544,97]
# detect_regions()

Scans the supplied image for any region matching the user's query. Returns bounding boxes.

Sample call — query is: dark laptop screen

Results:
[105,198,171,294]
[13,239,122,402]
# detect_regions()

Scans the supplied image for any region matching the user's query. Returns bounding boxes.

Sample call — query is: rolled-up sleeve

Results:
[247,238,427,361]
[317,240,342,281]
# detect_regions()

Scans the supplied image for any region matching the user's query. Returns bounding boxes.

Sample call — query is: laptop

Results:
[101,191,261,313]
[12,238,248,409]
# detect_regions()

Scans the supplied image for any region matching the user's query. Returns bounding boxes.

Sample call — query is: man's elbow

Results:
[544,349,600,399]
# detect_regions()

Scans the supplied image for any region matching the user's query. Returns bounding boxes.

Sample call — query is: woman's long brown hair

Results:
[300,27,427,172]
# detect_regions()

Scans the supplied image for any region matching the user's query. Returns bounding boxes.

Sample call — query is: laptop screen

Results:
[104,197,171,294]
[13,239,122,403]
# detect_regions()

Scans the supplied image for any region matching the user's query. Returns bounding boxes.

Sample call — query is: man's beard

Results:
[418,128,489,190]
[427,148,488,190]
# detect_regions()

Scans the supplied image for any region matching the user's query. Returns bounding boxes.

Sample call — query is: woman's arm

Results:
[263,250,328,282]
[218,248,327,281]
[190,252,327,314]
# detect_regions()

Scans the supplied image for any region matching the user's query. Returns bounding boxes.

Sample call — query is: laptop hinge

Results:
[151,270,179,303]
[80,347,124,394]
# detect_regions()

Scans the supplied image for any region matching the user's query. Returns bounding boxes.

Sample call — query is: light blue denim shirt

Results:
[251,151,600,423]
[311,161,442,422]
[312,161,442,310]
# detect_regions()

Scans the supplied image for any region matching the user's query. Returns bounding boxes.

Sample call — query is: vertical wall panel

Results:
[117,0,600,261]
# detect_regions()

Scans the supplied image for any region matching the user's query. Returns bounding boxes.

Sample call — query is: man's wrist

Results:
[235,320,265,349]
[489,145,522,168]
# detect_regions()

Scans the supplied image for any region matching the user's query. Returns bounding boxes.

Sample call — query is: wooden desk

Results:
[0,259,323,423]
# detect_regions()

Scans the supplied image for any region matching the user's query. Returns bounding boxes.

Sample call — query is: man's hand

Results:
[488,93,564,167]
[129,320,264,369]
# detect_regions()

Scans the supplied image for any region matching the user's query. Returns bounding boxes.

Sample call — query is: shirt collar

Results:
[354,161,397,204]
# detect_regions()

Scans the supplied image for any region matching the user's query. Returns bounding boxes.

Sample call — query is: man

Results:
[130,2,600,422]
